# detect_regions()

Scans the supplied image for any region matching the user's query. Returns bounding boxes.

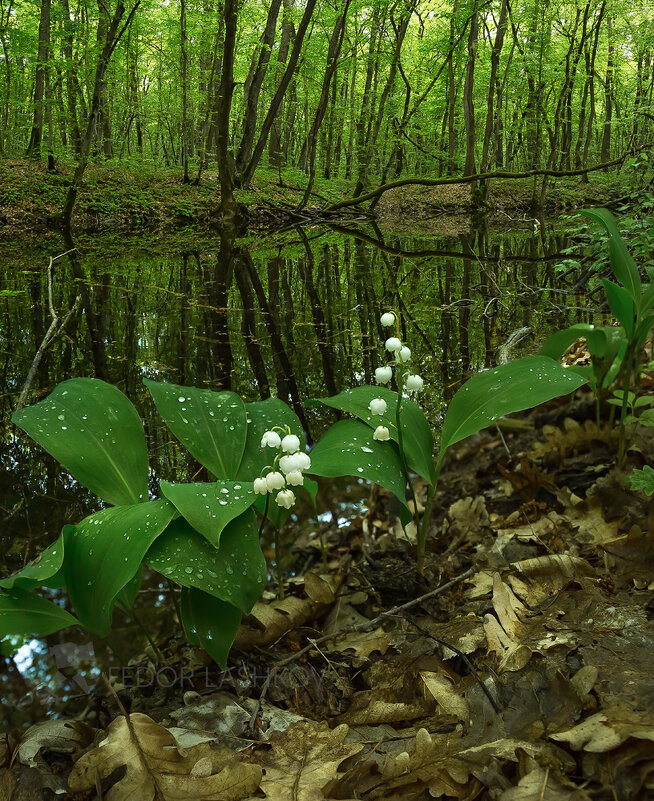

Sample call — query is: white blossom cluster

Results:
[367,312,424,441]
[253,429,311,509]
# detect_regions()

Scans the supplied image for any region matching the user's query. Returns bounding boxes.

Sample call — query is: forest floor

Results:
[4,379,654,800]
[0,158,624,237]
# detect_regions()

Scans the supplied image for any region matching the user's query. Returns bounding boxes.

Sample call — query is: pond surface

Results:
[0,216,601,726]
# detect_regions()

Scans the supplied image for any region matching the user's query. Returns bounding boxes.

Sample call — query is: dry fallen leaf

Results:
[258,721,362,801]
[68,713,262,801]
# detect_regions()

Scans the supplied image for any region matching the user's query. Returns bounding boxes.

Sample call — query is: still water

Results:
[0,217,598,725]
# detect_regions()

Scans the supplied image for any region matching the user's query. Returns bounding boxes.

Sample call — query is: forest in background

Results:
[1,0,654,223]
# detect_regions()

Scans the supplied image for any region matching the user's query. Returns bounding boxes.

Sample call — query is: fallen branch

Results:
[322,148,646,213]
[15,250,82,412]
[249,566,476,730]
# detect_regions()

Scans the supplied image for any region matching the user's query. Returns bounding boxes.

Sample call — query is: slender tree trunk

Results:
[601,14,614,162]
[215,0,237,221]
[26,0,51,158]
[268,0,295,169]
[61,0,82,155]
[180,0,190,182]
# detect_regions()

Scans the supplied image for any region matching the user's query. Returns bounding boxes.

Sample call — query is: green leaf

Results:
[308,419,408,507]
[144,380,247,479]
[115,566,143,614]
[602,279,636,335]
[626,465,654,495]
[180,588,241,669]
[0,588,79,638]
[440,356,587,454]
[540,323,604,360]
[146,511,265,614]
[236,398,306,480]
[160,480,255,548]
[311,386,434,481]
[64,500,177,636]
[12,378,149,506]
[581,209,641,299]
[0,533,66,591]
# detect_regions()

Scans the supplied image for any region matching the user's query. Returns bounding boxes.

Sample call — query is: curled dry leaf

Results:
[258,721,362,801]
[68,712,262,801]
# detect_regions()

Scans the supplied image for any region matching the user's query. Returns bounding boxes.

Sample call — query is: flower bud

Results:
[275,489,296,509]
[405,374,424,392]
[294,452,311,471]
[373,425,390,441]
[380,312,396,327]
[285,470,304,486]
[398,346,411,363]
[375,365,393,385]
[281,433,301,454]
[261,430,281,449]
[368,397,388,415]
[265,471,286,490]
[385,337,402,353]
[279,453,301,474]
[253,477,269,494]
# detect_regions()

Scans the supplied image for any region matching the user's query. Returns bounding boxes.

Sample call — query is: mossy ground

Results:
[0,158,631,238]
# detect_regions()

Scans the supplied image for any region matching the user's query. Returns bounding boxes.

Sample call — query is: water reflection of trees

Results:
[0,222,592,567]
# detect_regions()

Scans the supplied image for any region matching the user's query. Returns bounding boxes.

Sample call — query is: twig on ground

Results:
[249,565,476,731]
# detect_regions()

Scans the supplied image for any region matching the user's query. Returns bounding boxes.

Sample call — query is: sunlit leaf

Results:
[440,356,587,455]
[144,379,247,479]
[311,386,434,481]
[626,465,654,496]
[236,398,306,480]
[180,587,241,669]
[63,500,177,636]
[0,588,79,639]
[308,419,408,507]
[12,378,148,506]
[146,512,265,614]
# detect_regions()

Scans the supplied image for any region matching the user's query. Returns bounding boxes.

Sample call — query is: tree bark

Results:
[25,0,51,159]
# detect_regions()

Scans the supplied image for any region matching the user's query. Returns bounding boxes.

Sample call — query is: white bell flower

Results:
[261,430,281,449]
[281,433,301,454]
[373,425,390,441]
[405,374,424,392]
[375,365,393,384]
[253,477,269,494]
[380,312,396,327]
[285,471,304,486]
[279,453,302,474]
[398,346,411,363]
[265,471,286,490]
[385,337,402,353]
[275,489,296,509]
[368,397,387,415]
[294,452,311,471]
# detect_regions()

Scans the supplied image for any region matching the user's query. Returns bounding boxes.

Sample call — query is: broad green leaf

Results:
[634,314,654,348]
[63,500,177,636]
[0,588,79,638]
[180,587,241,669]
[0,533,66,591]
[146,512,265,614]
[144,380,247,479]
[115,566,143,614]
[236,398,306,480]
[540,324,609,360]
[311,386,434,481]
[12,378,148,506]
[581,209,641,300]
[602,279,636,335]
[626,465,654,496]
[440,356,587,454]
[160,480,255,547]
[308,419,408,507]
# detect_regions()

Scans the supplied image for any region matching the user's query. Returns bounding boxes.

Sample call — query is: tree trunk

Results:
[180,0,190,183]
[601,14,614,162]
[26,0,51,159]
[215,0,238,221]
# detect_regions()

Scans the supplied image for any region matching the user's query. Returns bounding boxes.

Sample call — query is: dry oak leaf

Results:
[551,712,654,753]
[68,712,262,801]
[15,719,96,767]
[258,721,362,801]
[500,766,592,801]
